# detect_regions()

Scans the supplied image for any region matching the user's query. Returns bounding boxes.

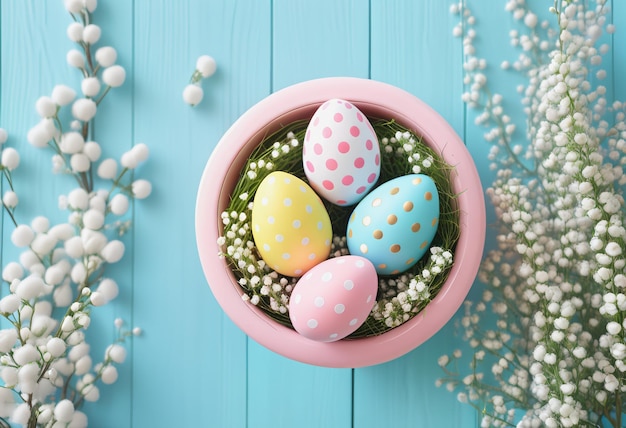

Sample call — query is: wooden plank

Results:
[612,0,626,101]
[271,0,371,91]
[370,0,465,132]
[245,1,370,427]
[247,340,353,428]
[0,1,71,222]
[354,329,478,427]
[131,0,271,426]
[357,0,483,427]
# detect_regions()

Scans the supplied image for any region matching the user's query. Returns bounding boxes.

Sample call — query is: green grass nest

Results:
[219,117,460,338]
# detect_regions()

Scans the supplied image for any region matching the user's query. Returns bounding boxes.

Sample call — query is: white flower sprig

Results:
[0,1,151,427]
[1,129,19,226]
[440,1,626,427]
[183,55,217,107]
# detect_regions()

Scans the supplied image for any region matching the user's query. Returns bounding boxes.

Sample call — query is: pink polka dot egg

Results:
[303,99,381,206]
[289,255,377,342]
[251,171,333,277]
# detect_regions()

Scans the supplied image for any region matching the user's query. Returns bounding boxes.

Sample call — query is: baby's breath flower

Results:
[442,2,626,426]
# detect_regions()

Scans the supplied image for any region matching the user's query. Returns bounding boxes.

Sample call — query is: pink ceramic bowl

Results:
[196,77,485,368]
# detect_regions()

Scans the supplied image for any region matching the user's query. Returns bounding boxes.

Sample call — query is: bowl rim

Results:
[195,77,485,368]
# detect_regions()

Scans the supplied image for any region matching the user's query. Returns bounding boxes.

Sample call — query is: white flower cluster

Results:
[216,134,299,315]
[183,55,217,107]
[218,208,296,314]
[441,1,626,427]
[371,247,453,327]
[0,1,149,426]
[380,130,437,175]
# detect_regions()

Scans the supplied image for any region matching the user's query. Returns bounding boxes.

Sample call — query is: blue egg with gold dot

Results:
[346,174,440,275]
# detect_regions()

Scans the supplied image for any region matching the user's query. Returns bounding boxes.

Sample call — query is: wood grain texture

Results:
[0,1,624,427]
[131,0,271,426]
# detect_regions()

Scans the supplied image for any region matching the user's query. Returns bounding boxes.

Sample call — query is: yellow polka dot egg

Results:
[252,171,332,277]
[346,174,440,275]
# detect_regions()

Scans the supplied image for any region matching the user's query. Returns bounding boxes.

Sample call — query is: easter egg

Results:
[289,256,377,342]
[252,171,332,277]
[302,98,381,206]
[346,174,440,275]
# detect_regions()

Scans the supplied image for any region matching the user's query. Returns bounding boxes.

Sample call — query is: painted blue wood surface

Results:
[0,1,624,427]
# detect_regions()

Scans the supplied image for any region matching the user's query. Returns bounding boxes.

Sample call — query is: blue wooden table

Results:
[1,1,624,427]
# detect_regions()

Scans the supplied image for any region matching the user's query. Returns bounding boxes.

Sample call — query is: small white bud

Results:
[64,236,84,258]
[27,124,50,147]
[97,278,119,302]
[101,365,118,384]
[12,403,31,425]
[51,85,77,106]
[54,283,73,307]
[16,275,45,300]
[0,294,20,314]
[120,151,138,169]
[131,143,149,162]
[81,230,107,254]
[60,132,85,154]
[100,240,125,263]
[83,0,97,13]
[66,49,85,68]
[81,77,101,97]
[31,233,57,256]
[64,0,83,13]
[45,264,65,286]
[46,337,67,358]
[0,329,18,353]
[89,291,106,307]
[71,98,97,122]
[35,96,58,118]
[83,141,102,161]
[110,193,130,215]
[68,188,89,209]
[106,343,126,363]
[75,355,92,375]
[66,22,84,42]
[132,179,152,199]
[54,400,75,423]
[82,24,101,44]
[97,158,118,179]
[1,147,20,170]
[11,224,35,247]
[70,153,90,172]
[95,46,117,67]
[83,209,105,230]
[183,84,203,106]
[31,216,50,233]
[102,65,126,87]
[70,263,87,284]
[3,191,18,208]
[2,262,23,283]
[196,55,217,78]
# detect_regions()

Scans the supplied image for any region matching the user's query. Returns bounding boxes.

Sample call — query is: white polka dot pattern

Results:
[288,255,377,342]
[251,171,333,277]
